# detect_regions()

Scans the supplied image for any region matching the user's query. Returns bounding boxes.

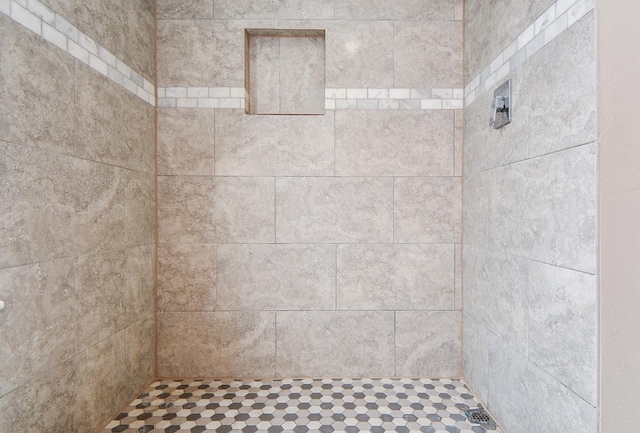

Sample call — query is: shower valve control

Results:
[490,79,512,129]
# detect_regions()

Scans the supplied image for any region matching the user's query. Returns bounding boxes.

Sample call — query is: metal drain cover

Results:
[465,406,497,430]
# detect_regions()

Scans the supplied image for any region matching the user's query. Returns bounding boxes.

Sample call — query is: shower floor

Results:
[102,378,504,433]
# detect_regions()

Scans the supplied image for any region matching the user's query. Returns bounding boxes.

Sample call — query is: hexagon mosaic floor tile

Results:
[102,378,505,433]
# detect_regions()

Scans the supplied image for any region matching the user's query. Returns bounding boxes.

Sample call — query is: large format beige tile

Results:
[124,0,156,82]
[75,63,155,173]
[215,110,334,176]
[157,108,216,175]
[124,245,155,326]
[0,15,75,154]
[337,244,454,310]
[335,110,454,176]
[528,262,597,405]
[464,0,492,81]
[157,19,271,87]
[335,0,455,20]
[0,259,77,397]
[488,143,596,274]
[158,0,213,18]
[158,176,275,244]
[158,311,276,378]
[276,177,393,243]
[125,170,156,247]
[125,315,156,399]
[215,0,335,19]
[454,110,463,176]
[0,143,125,268]
[217,244,336,310]
[396,311,462,377]
[157,244,217,312]
[248,36,281,114]
[394,177,462,244]
[276,311,394,377]
[394,21,463,88]
[463,314,492,404]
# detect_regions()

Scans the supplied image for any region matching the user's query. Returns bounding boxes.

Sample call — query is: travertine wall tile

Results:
[75,63,155,173]
[157,108,216,175]
[0,15,75,154]
[248,36,281,114]
[335,0,455,20]
[158,176,275,244]
[337,244,454,310]
[158,0,213,19]
[276,311,394,377]
[125,170,156,247]
[158,244,217,312]
[215,0,335,19]
[158,311,276,378]
[125,315,156,399]
[394,177,462,244]
[279,35,325,114]
[217,244,336,310]
[335,110,453,176]
[276,177,394,243]
[215,110,334,176]
[394,21,463,88]
[396,311,462,377]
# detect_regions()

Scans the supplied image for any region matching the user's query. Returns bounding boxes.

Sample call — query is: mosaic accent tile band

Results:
[464,0,595,107]
[102,378,505,433]
[156,88,465,111]
[0,0,156,106]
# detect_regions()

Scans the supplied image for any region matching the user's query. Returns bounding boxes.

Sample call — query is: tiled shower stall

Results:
[0,0,637,432]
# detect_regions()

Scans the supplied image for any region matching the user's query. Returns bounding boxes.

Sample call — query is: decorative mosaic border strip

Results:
[157,87,465,110]
[464,0,594,107]
[0,0,156,106]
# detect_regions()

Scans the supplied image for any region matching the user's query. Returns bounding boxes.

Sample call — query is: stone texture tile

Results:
[0,259,77,397]
[454,244,462,310]
[454,110,463,176]
[158,0,213,18]
[396,311,462,377]
[463,245,529,354]
[335,0,455,20]
[528,262,597,405]
[335,110,454,176]
[157,244,217,312]
[125,170,156,247]
[279,35,326,114]
[248,36,281,114]
[157,19,271,87]
[337,244,454,310]
[464,0,492,80]
[0,143,125,268]
[488,143,597,274]
[394,21,463,88]
[75,249,129,346]
[125,314,156,400]
[42,0,129,74]
[158,311,276,378]
[75,63,155,173]
[488,339,597,433]
[157,108,216,175]
[462,170,492,249]
[75,332,131,432]
[124,245,155,326]
[217,244,336,310]
[124,0,156,82]
[463,314,492,404]
[215,110,334,176]
[215,0,335,19]
[158,176,275,244]
[276,311,394,377]
[0,15,75,154]
[279,20,394,88]
[276,177,393,243]
[0,355,80,433]
[526,13,596,158]
[394,177,462,244]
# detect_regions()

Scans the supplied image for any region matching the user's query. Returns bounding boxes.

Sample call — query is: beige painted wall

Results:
[597,0,640,431]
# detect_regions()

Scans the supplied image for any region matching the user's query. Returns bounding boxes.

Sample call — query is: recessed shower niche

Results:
[245,29,326,115]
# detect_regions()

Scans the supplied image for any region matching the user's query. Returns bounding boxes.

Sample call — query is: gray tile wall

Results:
[0,3,155,432]
[463,6,597,433]
[156,0,463,379]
